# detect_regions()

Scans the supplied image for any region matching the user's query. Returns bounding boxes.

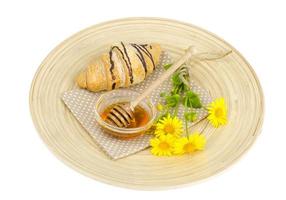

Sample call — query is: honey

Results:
[100,104,150,128]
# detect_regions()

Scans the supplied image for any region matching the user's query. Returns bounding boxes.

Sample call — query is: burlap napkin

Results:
[62,52,212,159]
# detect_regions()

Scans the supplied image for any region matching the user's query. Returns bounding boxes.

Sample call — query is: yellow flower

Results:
[155,114,183,138]
[207,98,228,127]
[156,103,164,111]
[150,134,176,156]
[174,132,206,154]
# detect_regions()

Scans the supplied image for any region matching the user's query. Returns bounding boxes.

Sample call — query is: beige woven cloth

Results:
[62,52,212,159]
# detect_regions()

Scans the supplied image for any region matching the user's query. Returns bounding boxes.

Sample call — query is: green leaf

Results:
[160,92,167,97]
[165,94,180,107]
[163,63,172,70]
[171,72,189,95]
[184,112,197,122]
[183,91,202,108]
[172,72,183,87]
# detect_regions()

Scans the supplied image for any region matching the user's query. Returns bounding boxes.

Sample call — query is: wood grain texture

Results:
[29,18,264,190]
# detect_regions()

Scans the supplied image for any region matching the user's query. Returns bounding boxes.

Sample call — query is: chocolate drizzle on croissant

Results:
[131,43,156,71]
[131,44,148,76]
[76,42,162,92]
[109,43,134,89]
[120,42,133,84]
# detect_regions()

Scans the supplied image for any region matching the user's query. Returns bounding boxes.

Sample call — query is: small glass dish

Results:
[94,89,157,139]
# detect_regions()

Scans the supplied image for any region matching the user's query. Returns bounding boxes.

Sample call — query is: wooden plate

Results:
[29,18,264,190]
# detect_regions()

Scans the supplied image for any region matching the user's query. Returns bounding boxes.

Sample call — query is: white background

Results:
[0,0,285,199]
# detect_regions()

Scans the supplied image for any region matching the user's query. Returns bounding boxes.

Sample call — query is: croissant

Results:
[76,42,162,92]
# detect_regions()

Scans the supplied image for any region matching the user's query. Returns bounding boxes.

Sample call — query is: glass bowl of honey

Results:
[94,89,157,139]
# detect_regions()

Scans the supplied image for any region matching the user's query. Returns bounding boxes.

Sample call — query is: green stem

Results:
[173,102,179,117]
[185,117,189,136]
[184,100,189,136]
[165,106,170,116]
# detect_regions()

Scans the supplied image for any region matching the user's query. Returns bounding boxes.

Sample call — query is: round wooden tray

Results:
[30,18,264,190]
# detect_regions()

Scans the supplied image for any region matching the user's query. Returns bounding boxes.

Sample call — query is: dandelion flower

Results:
[155,114,183,138]
[174,132,206,154]
[150,134,176,156]
[207,98,228,127]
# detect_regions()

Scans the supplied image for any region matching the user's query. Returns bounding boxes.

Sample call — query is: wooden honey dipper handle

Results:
[130,46,196,109]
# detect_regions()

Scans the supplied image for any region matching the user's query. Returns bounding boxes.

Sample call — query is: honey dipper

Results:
[105,46,195,128]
